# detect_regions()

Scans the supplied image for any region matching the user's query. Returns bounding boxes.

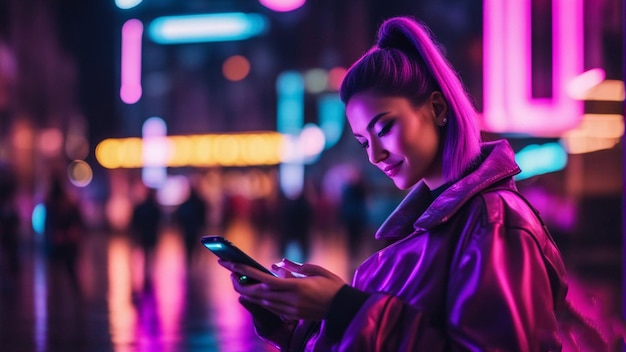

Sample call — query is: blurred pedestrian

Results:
[339,170,369,260]
[43,173,85,293]
[0,164,20,293]
[175,183,207,266]
[279,190,313,263]
[130,187,162,290]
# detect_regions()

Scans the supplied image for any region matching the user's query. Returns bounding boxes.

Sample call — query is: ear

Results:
[429,91,448,126]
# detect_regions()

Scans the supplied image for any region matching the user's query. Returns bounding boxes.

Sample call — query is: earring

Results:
[442,117,447,125]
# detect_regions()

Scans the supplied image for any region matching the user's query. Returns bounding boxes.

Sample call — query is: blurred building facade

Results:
[0,0,623,291]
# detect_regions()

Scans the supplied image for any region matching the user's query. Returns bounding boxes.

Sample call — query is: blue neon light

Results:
[515,142,568,181]
[115,0,143,10]
[318,94,345,149]
[276,71,304,135]
[32,203,46,236]
[148,13,268,44]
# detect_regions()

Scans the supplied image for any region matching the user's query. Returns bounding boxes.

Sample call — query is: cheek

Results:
[400,131,439,164]
[395,130,420,156]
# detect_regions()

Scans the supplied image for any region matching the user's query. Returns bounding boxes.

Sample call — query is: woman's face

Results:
[345,92,445,190]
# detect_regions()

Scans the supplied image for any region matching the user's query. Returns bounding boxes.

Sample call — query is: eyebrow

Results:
[367,112,389,130]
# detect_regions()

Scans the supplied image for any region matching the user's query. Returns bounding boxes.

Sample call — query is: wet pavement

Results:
[0,220,623,351]
[0,220,354,352]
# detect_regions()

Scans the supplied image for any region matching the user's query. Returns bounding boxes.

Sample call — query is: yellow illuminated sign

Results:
[96,132,284,169]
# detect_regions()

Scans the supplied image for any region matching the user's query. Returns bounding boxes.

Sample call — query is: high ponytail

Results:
[340,16,481,182]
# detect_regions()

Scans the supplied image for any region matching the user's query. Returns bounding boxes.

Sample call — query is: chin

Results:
[392,175,421,190]
[393,179,412,190]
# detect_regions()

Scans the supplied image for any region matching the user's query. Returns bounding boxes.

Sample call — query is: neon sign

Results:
[483,0,584,136]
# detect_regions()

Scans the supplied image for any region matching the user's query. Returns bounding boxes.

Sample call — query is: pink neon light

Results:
[259,0,306,12]
[567,68,606,99]
[142,117,168,166]
[120,19,143,104]
[483,0,584,136]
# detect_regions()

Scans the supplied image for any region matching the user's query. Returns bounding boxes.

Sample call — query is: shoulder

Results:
[466,188,557,250]
[475,189,540,227]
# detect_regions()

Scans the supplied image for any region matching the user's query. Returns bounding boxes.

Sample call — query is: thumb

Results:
[277,259,340,279]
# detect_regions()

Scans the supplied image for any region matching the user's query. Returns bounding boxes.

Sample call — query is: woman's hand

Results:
[218,259,346,321]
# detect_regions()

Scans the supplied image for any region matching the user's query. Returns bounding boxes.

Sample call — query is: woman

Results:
[219,16,570,350]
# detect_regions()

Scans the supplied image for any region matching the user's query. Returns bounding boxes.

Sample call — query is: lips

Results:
[382,162,402,177]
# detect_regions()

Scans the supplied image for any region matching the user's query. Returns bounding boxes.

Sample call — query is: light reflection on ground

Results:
[0,217,622,351]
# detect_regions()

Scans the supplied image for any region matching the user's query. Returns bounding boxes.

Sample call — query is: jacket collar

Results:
[375,140,521,241]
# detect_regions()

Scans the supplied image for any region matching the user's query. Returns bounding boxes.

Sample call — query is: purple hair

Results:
[340,16,481,182]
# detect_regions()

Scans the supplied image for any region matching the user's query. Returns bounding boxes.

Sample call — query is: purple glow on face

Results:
[483,0,584,136]
[120,19,143,104]
[259,0,306,12]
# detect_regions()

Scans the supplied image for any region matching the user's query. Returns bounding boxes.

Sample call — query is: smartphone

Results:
[200,235,276,283]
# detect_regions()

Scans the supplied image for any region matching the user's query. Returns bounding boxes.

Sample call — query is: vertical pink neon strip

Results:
[483,0,584,136]
[120,19,143,104]
[482,0,506,131]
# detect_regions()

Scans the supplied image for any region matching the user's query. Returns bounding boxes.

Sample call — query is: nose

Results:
[367,139,388,164]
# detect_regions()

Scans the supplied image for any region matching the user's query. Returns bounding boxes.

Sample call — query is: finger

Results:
[240,285,289,303]
[226,266,304,292]
[227,263,277,283]
[276,259,331,277]
[273,260,306,278]
[236,274,259,285]
[271,264,297,278]
[241,294,299,318]
[218,260,266,282]
[239,298,286,324]
[277,258,303,272]
[218,259,236,271]
[229,272,262,294]
[290,263,338,279]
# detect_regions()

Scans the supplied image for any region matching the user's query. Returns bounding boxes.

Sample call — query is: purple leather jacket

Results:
[248,140,568,351]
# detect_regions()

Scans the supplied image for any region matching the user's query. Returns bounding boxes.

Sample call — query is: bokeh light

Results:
[65,133,90,160]
[299,123,325,159]
[515,143,567,181]
[148,13,268,44]
[67,160,93,187]
[31,202,46,236]
[120,19,143,104]
[95,132,285,168]
[223,55,250,81]
[303,68,327,94]
[115,0,142,10]
[327,66,346,91]
[96,138,143,169]
[259,0,306,12]
[38,128,63,157]
[156,175,189,206]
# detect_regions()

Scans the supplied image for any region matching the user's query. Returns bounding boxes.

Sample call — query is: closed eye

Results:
[377,121,394,137]
[359,140,369,148]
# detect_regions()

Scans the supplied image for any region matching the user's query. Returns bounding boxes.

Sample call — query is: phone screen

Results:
[200,235,276,277]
